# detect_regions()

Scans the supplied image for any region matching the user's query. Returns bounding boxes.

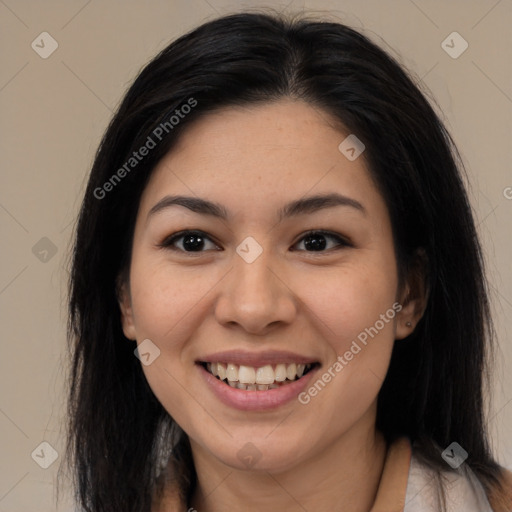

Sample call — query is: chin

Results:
[203,431,314,474]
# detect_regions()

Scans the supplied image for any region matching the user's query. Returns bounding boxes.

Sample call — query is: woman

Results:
[61,11,512,512]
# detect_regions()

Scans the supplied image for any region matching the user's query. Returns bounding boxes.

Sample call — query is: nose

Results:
[214,249,298,335]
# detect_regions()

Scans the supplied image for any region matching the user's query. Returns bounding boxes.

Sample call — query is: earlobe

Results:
[395,293,421,339]
[116,277,137,341]
[395,249,429,340]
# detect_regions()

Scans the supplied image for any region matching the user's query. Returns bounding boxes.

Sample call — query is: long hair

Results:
[60,10,509,511]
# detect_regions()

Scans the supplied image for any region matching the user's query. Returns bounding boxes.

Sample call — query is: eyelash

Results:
[157,229,352,255]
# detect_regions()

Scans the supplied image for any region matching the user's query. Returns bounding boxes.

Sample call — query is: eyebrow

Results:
[147,192,366,223]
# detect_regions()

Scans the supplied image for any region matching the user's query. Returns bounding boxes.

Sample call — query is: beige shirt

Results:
[404,445,493,511]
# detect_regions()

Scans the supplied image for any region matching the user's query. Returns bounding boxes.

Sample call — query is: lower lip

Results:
[197,363,319,411]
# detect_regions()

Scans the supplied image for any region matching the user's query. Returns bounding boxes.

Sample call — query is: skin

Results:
[118,99,425,511]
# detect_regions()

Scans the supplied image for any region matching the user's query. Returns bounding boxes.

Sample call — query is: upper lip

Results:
[197,350,318,367]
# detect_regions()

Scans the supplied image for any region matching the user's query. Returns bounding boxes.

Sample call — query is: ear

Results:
[116,274,137,341]
[395,248,429,340]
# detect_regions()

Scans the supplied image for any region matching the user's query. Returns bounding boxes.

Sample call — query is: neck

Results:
[189,414,387,512]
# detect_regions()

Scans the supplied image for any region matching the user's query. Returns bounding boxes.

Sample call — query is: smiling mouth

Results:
[200,362,317,391]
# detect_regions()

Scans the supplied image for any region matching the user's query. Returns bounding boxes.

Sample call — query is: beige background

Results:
[0,1,511,510]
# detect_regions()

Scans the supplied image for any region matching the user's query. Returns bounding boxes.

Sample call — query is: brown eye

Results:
[158,229,351,255]
[159,230,220,253]
[293,231,351,252]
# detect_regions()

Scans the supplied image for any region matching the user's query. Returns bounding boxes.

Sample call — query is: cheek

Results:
[128,264,219,428]
[129,261,217,344]
[293,259,398,422]
[296,260,398,353]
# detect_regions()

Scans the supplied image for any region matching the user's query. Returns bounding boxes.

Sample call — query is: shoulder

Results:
[404,447,494,512]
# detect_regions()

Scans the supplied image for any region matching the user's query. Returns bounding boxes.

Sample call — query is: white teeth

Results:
[275,364,287,381]
[226,363,238,382]
[238,365,256,384]
[206,361,314,389]
[286,363,297,380]
[256,365,275,384]
[217,363,226,380]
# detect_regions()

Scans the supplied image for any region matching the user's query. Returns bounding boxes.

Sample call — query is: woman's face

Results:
[119,99,415,473]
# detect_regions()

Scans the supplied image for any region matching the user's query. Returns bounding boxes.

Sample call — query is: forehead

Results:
[137,99,387,225]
